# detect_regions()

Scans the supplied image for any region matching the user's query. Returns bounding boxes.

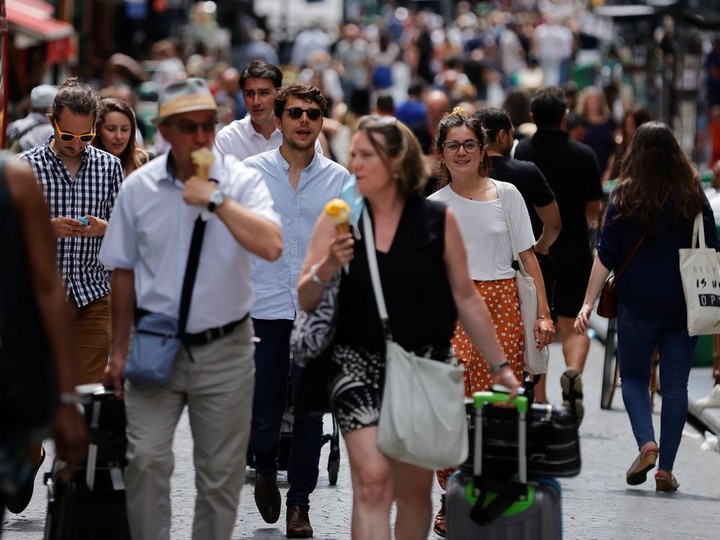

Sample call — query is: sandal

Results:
[655,469,679,492]
[560,369,584,428]
[433,494,446,538]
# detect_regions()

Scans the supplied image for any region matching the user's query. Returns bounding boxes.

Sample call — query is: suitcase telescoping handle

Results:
[473,391,528,484]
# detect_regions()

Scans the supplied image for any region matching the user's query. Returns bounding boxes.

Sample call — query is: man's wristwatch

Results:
[208,190,226,212]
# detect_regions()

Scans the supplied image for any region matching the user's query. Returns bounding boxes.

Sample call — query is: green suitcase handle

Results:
[473,391,528,414]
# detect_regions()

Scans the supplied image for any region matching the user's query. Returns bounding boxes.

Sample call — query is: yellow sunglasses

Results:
[53,120,96,143]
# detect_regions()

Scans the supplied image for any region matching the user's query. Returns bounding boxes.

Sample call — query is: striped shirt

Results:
[19,142,123,307]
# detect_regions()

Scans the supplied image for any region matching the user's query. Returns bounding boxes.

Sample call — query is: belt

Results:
[183,314,249,345]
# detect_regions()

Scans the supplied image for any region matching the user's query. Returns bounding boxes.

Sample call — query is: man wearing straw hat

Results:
[100,78,282,539]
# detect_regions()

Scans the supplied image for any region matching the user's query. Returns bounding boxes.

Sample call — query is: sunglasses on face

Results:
[284,107,323,121]
[442,139,481,153]
[168,120,218,135]
[53,121,95,143]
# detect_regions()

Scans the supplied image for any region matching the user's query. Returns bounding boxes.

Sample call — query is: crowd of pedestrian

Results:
[2,1,720,539]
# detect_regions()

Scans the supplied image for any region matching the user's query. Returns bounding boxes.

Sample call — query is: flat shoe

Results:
[626,442,658,485]
[655,470,679,492]
[560,369,584,428]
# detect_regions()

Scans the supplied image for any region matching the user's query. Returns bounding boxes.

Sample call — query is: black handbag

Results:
[462,401,581,478]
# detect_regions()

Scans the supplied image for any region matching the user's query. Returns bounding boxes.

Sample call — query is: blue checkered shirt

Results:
[18,142,123,307]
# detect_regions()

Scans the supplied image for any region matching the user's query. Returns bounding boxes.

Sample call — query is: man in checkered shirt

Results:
[19,78,123,385]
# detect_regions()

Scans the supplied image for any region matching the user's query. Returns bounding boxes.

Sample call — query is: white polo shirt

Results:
[214,115,322,161]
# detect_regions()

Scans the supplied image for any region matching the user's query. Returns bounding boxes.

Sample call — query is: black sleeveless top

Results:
[335,195,457,353]
[0,157,56,436]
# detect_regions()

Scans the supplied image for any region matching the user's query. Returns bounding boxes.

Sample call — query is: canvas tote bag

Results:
[495,182,549,374]
[679,213,720,336]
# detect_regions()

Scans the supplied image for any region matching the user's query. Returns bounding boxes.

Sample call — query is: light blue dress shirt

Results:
[244,148,350,320]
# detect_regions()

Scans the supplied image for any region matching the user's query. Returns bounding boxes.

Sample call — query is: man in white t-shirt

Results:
[215,60,323,160]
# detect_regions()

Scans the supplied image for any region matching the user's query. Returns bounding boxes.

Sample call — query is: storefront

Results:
[0,0,76,144]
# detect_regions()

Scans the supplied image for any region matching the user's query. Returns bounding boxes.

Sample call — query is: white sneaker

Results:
[695,384,720,410]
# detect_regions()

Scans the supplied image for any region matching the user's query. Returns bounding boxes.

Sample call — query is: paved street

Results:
[3,336,720,539]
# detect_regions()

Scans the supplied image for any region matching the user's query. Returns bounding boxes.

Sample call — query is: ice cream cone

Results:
[325,199,351,234]
[191,148,215,181]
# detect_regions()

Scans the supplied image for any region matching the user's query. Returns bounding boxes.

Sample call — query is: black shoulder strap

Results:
[178,216,206,334]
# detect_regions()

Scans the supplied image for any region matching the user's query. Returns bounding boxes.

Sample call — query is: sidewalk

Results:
[3,337,720,539]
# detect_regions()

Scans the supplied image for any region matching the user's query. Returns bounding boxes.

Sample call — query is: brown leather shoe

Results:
[254,474,281,524]
[286,505,313,538]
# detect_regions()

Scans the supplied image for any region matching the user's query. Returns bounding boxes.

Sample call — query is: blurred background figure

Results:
[6,85,58,154]
[239,28,280,69]
[93,98,150,176]
[1,157,87,521]
[373,94,396,117]
[606,107,653,182]
[576,86,617,182]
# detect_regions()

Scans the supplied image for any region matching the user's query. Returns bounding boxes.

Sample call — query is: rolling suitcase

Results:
[44,387,130,540]
[446,391,562,539]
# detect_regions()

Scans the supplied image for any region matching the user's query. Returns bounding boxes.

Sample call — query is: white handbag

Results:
[362,209,469,470]
[496,181,549,374]
[679,213,720,336]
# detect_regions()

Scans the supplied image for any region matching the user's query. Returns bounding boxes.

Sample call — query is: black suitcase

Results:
[447,391,563,539]
[462,399,581,478]
[44,387,130,540]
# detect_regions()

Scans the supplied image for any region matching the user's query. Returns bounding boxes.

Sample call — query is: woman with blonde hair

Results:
[298,115,520,539]
[577,85,617,177]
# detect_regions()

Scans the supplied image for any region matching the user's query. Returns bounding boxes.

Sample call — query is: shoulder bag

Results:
[124,216,206,386]
[679,212,720,336]
[495,181,548,374]
[364,208,468,470]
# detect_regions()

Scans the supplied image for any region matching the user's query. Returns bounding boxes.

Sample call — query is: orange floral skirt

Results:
[438,278,525,489]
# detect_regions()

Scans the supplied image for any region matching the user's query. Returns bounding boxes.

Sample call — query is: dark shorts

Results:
[553,257,593,318]
[536,252,559,317]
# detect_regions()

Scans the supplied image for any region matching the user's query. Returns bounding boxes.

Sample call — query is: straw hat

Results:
[153,78,216,125]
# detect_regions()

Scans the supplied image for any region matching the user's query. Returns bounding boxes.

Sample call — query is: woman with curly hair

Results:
[575,122,719,492]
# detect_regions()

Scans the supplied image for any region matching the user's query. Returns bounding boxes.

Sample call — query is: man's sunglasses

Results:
[167,120,218,135]
[53,121,95,143]
[284,107,323,121]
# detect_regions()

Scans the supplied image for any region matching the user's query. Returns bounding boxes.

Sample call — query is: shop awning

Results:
[6,0,75,63]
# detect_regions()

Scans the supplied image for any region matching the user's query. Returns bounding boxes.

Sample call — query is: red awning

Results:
[6,0,75,62]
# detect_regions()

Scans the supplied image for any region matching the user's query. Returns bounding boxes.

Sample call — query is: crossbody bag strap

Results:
[614,234,644,282]
[178,216,207,336]
[362,207,393,341]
